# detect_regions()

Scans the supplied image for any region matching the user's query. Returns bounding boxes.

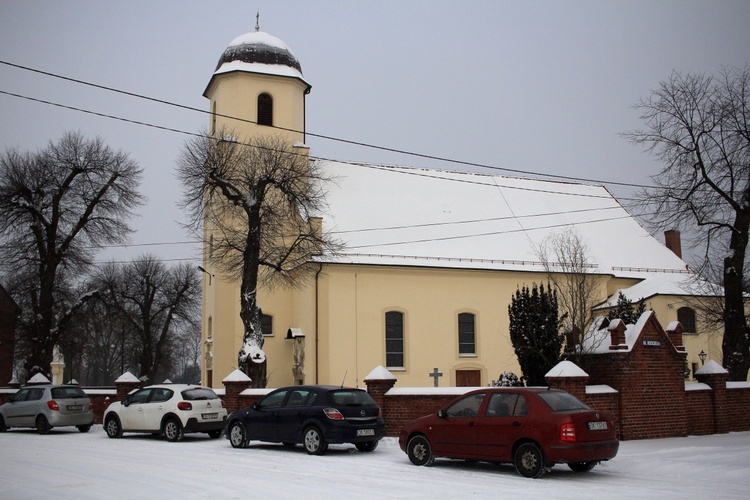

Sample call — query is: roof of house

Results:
[317,161,690,285]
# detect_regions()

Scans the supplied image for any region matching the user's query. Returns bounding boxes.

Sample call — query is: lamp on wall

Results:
[698,350,707,365]
[198,266,213,285]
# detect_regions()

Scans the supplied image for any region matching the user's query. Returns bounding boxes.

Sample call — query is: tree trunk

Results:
[723,209,750,380]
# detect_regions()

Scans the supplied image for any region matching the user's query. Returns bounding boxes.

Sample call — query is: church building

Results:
[199,26,721,389]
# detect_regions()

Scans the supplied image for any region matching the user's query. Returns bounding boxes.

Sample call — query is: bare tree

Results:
[177,131,340,387]
[625,66,750,380]
[95,255,200,384]
[537,227,605,357]
[0,132,143,379]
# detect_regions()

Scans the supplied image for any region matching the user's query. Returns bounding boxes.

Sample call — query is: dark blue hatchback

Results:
[226,385,385,455]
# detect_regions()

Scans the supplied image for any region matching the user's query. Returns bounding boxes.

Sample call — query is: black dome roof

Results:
[215,31,302,74]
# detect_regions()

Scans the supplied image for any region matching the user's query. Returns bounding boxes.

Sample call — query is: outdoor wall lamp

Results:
[699,350,707,365]
[198,265,214,285]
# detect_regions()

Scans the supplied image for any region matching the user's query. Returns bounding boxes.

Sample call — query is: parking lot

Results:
[1,427,749,499]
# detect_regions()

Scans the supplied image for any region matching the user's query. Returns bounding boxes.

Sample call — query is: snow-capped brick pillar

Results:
[222,369,253,413]
[695,361,731,434]
[608,319,628,351]
[545,361,589,401]
[114,372,141,401]
[364,365,397,412]
[666,321,686,352]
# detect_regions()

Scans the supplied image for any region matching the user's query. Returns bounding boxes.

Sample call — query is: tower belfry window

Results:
[258,93,273,126]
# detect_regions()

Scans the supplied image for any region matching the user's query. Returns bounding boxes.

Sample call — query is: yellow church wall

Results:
[203,261,726,389]
[315,264,561,388]
[204,71,307,144]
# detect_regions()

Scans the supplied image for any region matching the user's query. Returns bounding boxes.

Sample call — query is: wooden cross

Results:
[429,367,443,387]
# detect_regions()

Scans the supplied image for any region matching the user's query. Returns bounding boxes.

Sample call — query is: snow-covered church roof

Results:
[316,161,691,285]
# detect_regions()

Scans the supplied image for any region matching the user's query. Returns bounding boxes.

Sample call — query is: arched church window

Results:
[677,307,697,333]
[258,93,273,126]
[385,311,404,368]
[458,312,476,355]
[261,313,273,336]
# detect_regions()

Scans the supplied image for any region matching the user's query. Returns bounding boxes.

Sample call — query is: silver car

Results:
[0,384,94,434]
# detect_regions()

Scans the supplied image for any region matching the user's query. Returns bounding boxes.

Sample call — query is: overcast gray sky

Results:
[1,0,748,267]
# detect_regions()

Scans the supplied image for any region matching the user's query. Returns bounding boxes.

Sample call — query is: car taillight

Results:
[177,401,193,411]
[220,399,225,408]
[378,408,383,418]
[560,422,576,442]
[323,408,345,420]
[47,400,60,411]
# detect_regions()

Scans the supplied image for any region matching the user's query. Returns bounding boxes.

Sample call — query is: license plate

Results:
[67,405,82,411]
[202,413,218,420]
[356,429,375,437]
[588,421,608,431]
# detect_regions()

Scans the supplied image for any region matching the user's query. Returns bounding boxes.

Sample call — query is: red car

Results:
[398,387,618,478]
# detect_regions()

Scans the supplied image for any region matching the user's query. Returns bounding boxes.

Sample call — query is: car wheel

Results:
[514,443,546,478]
[36,415,51,435]
[355,440,379,452]
[105,416,123,438]
[303,426,328,455]
[228,421,248,448]
[77,424,91,433]
[568,461,597,472]
[163,418,184,442]
[207,429,223,439]
[407,435,434,466]
[0,415,6,432]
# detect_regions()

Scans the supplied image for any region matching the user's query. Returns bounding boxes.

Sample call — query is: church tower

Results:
[203,22,311,143]
[200,23,312,388]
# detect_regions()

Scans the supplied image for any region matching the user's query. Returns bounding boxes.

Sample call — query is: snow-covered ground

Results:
[1,428,748,499]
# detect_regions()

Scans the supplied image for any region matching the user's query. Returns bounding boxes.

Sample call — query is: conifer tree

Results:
[508,283,564,386]
[607,292,647,325]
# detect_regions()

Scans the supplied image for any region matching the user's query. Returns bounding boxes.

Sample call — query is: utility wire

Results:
[0,88,642,202]
[0,60,658,190]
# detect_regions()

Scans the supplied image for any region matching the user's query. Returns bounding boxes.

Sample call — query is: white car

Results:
[103,384,227,442]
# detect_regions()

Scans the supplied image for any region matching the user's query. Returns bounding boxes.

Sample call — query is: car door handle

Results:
[512,421,521,426]
[468,421,476,427]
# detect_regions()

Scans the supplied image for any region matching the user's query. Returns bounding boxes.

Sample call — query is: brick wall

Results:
[381,393,459,437]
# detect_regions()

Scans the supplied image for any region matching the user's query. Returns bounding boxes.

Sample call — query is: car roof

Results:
[142,384,211,390]
[20,384,81,389]
[276,385,364,392]
[469,387,563,394]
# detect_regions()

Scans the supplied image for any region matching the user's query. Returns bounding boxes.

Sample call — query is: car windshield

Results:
[537,391,590,411]
[51,387,87,399]
[329,390,375,406]
[182,388,219,401]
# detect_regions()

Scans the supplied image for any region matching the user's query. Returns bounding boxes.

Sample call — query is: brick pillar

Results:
[364,366,397,413]
[666,322,686,352]
[608,319,628,351]
[545,360,589,401]
[115,380,141,401]
[223,369,253,413]
[695,361,730,434]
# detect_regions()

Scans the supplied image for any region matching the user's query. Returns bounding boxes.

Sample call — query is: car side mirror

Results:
[251,402,259,410]
[437,409,447,419]
[122,398,131,407]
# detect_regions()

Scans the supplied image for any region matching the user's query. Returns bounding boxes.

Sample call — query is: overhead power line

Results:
[0,88,641,203]
[0,60,657,190]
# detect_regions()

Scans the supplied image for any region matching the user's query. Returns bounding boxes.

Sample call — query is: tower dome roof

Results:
[213,31,305,81]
